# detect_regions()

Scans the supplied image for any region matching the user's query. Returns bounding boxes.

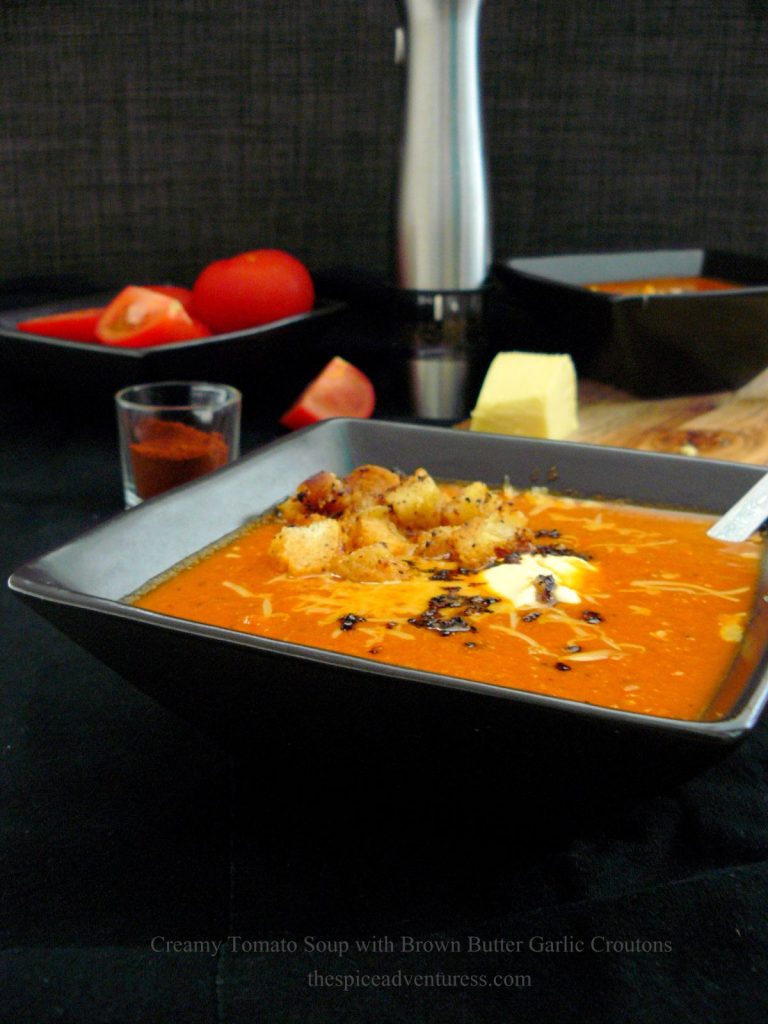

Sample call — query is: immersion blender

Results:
[395,0,491,419]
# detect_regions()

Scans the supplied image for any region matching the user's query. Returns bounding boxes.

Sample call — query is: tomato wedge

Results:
[279,356,375,429]
[96,286,211,348]
[143,285,194,311]
[16,308,104,343]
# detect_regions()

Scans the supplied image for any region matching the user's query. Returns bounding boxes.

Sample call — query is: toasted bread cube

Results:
[294,471,347,516]
[275,470,346,523]
[269,518,342,575]
[343,464,402,508]
[344,506,414,557]
[275,496,311,524]
[333,543,411,582]
[441,481,492,525]
[387,468,443,530]
[414,526,456,558]
[449,507,528,568]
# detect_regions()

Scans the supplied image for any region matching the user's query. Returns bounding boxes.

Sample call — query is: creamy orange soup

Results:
[586,275,738,296]
[131,469,763,722]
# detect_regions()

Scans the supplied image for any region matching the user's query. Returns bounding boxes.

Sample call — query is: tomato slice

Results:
[279,356,375,429]
[187,317,212,337]
[96,286,210,348]
[143,285,194,311]
[16,308,104,343]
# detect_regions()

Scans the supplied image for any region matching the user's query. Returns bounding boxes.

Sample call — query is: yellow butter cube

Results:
[469,351,578,439]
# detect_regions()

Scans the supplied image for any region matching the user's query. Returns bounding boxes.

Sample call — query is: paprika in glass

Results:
[115,382,241,506]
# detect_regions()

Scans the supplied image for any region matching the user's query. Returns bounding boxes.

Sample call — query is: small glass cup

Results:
[115,381,241,506]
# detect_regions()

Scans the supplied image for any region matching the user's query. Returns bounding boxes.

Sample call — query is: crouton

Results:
[449,506,528,568]
[344,505,415,557]
[275,496,311,524]
[387,469,443,530]
[275,470,346,523]
[414,526,456,558]
[269,518,342,575]
[441,481,492,525]
[333,543,411,582]
[343,464,402,508]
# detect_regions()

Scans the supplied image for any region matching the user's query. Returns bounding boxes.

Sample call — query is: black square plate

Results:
[0,291,346,418]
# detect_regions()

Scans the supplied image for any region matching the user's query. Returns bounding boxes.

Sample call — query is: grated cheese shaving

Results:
[627,580,750,602]
[221,581,256,598]
[487,622,555,657]
[562,649,619,662]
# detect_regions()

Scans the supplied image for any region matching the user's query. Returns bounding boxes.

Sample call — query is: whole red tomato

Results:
[191,249,315,334]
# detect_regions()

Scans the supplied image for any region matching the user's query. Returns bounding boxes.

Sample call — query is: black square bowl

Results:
[494,249,768,397]
[0,292,346,419]
[8,419,768,799]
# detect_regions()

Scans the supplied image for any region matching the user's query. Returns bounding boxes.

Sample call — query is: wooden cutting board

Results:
[570,367,768,464]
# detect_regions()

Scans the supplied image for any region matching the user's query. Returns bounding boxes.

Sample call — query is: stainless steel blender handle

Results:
[396,0,491,292]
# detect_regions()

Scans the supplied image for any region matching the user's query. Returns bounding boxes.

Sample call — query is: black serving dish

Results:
[0,292,347,419]
[9,419,768,799]
[494,249,768,397]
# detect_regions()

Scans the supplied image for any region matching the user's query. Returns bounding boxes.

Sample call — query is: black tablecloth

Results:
[2,360,768,1024]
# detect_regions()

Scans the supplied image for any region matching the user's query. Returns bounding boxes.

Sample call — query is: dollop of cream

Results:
[481,554,597,609]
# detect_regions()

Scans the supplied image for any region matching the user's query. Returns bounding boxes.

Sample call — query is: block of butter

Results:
[469,351,578,439]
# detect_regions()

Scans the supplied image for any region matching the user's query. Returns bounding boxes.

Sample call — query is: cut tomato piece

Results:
[16,308,104,343]
[187,318,213,338]
[143,285,195,311]
[279,356,375,429]
[96,286,209,348]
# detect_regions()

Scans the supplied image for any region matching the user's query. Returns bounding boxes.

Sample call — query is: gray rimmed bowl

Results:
[9,418,768,800]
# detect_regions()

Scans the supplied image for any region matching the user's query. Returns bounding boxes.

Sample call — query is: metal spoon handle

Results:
[707,471,768,542]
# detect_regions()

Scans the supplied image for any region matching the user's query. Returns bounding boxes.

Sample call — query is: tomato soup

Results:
[586,276,738,296]
[130,468,762,723]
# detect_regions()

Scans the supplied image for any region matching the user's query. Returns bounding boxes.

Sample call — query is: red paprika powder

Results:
[129,417,229,499]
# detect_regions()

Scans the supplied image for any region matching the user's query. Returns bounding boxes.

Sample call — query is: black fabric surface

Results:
[1,335,768,1024]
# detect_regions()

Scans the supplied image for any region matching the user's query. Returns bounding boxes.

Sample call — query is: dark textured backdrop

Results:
[3,0,768,288]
